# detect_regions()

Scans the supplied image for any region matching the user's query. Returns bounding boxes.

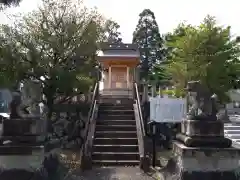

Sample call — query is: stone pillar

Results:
[108,66,112,89]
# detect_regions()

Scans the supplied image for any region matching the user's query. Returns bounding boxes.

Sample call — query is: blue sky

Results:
[1,0,240,42]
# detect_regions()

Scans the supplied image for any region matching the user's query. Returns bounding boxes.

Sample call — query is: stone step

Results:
[233,139,240,142]
[98,114,135,120]
[94,138,138,145]
[93,144,138,152]
[92,160,139,166]
[92,152,139,161]
[96,120,136,125]
[98,110,134,115]
[224,130,240,134]
[225,134,240,139]
[95,131,137,138]
[99,98,134,105]
[95,125,136,131]
[224,126,240,130]
[99,105,133,111]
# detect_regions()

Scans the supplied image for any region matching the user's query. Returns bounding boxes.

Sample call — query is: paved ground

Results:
[77,167,156,180]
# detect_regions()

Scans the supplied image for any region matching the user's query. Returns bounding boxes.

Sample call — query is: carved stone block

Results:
[181,120,224,137]
[176,133,232,148]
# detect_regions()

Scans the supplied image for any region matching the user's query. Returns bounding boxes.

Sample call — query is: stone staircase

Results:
[92,100,140,166]
[224,122,240,148]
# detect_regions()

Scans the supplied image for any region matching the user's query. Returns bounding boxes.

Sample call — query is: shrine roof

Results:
[97,43,140,58]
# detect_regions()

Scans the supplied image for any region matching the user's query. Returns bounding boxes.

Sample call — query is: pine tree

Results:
[132,9,165,80]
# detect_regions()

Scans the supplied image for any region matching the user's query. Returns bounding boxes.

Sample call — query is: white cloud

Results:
[1,0,240,42]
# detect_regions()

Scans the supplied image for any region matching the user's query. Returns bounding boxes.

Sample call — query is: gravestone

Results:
[167,81,240,180]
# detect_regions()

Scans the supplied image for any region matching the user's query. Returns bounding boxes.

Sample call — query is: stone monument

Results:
[167,80,240,180]
[21,80,42,116]
[0,89,45,177]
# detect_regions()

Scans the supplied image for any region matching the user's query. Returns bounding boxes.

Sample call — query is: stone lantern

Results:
[167,80,240,180]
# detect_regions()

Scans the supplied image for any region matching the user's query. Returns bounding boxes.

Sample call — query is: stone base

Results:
[181,120,224,137]
[176,133,232,148]
[165,141,240,180]
[0,146,44,169]
[2,119,38,136]
[0,135,40,145]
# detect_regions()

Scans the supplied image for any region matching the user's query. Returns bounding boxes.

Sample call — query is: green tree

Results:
[0,0,105,119]
[103,19,122,43]
[132,9,165,80]
[166,15,240,103]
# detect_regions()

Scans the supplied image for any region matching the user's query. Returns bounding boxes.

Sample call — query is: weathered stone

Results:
[0,169,46,180]
[0,146,44,169]
[2,119,38,136]
[186,81,218,121]
[181,120,224,137]
[176,134,232,148]
[165,141,240,180]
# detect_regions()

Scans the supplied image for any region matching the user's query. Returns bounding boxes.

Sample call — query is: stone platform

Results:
[167,141,240,180]
[0,145,44,169]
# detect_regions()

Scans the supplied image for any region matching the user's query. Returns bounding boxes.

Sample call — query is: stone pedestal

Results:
[181,120,224,136]
[177,120,232,148]
[0,146,44,169]
[167,141,240,180]
[0,118,44,144]
[2,119,37,136]
[0,118,45,179]
[0,145,45,180]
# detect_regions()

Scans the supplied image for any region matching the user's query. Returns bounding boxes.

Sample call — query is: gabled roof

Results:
[97,43,140,58]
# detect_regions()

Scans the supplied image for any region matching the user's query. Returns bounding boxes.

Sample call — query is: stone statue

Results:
[187,80,218,120]
[9,91,37,119]
[21,80,42,117]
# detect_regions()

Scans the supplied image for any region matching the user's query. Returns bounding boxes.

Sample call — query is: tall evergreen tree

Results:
[104,20,122,44]
[132,9,165,80]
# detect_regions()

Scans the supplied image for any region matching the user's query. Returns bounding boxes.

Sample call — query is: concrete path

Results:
[77,167,156,180]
